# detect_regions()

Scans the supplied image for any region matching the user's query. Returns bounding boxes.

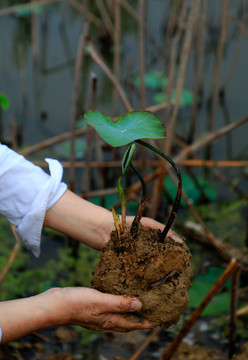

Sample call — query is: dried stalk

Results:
[113,0,121,116]
[69,20,90,191]
[174,116,248,162]
[161,259,239,360]
[220,22,244,92]
[33,159,248,169]
[206,0,229,159]
[187,0,206,143]
[139,0,146,109]
[148,0,198,218]
[128,326,161,360]
[119,0,161,51]
[68,0,102,27]
[162,1,182,65]
[87,39,133,111]
[165,0,200,156]
[19,128,87,156]
[95,0,114,36]
[82,73,97,195]
[164,2,187,120]
[0,226,20,285]
[229,267,241,359]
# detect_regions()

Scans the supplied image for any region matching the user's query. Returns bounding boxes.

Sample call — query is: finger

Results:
[168,230,183,244]
[139,217,164,231]
[98,313,155,332]
[95,292,142,314]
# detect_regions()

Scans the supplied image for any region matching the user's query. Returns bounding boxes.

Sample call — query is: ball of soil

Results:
[92,225,192,327]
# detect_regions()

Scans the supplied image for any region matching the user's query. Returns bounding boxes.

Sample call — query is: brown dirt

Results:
[92,225,192,327]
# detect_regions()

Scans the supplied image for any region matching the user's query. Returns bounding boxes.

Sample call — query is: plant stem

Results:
[130,162,147,239]
[136,140,182,241]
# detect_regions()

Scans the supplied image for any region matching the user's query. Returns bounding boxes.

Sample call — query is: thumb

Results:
[98,292,142,314]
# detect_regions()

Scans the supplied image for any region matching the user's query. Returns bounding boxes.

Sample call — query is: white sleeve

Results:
[0,144,67,257]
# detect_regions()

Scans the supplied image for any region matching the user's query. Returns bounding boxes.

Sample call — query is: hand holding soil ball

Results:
[84,110,192,327]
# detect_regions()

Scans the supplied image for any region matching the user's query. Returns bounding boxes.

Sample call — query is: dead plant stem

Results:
[165,0,200,156]
[129,327,161,360]
[174,116,248,162]
[113,0,121,116]
[69,20,90,191]
[139,0,146,109]
[82,73,97,195]
[33,159,248,169]
[95,0,114,36]
[187,0,206,143]
[0,226,20,285]
[229,267,241,359]
[87,39,133,112]
[68,0,102,27]
[207,0,229,159]
[119,0,160,50]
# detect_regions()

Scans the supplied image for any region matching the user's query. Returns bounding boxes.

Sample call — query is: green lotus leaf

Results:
[154,89,194,107]
[84,109,166,147]
[133,72,168,90]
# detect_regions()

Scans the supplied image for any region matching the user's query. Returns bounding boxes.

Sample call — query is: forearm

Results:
[44,190,113,250]
[0,289,63,343]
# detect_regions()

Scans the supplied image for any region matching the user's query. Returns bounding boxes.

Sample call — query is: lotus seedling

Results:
[84,109,182,243]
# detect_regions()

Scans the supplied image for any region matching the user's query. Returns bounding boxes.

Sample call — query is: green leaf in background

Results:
[133,72,168,90]
[53,138,86,160]
[15,5,43,17]
[189,266,232,316]
[164,172,217,206]
[0,93,10,110]
[84,109,166,147]
[154,90,194,107]
[89,194,120,209]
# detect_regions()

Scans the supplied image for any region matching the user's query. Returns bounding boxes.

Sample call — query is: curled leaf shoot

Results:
[130,162,147,240]
[136,140,182,242]
[122,143,136,175]
[111,207,123,239]
[118,177,127,231]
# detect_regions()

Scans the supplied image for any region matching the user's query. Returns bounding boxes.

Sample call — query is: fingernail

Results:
[170,233,183,244]
[130,298,142,311]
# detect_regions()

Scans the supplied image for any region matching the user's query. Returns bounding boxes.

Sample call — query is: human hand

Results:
[56,287,154,332]
[44,190,182,251]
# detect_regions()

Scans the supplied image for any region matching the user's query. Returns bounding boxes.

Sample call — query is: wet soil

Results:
[92,225,192,326]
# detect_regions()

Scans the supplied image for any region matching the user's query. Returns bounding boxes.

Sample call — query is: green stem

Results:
[118,177,126,230]
[130,162,147,239]
[136,139,182,241]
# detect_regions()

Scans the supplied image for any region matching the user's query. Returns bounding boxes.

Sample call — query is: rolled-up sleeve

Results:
[0,144,67,257]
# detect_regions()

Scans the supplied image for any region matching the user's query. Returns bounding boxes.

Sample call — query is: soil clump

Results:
[92,225,192,326]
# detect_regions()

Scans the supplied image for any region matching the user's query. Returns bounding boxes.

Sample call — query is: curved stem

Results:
[130,162,147,239]
[136,139,182,241]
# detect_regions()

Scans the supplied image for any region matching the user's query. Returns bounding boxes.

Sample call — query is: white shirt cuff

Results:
[15,158,67,257]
